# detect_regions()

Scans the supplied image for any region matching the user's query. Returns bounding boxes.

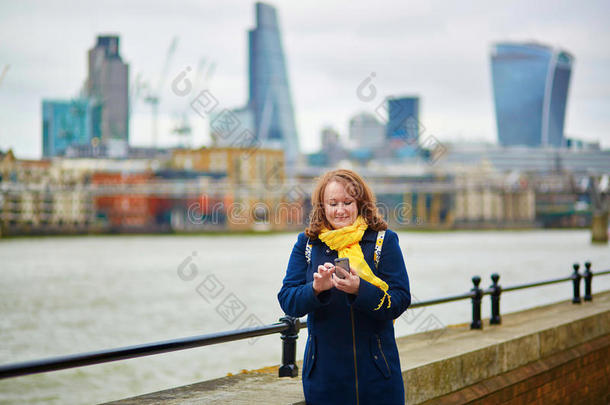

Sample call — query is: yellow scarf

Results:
[318,216,391,310]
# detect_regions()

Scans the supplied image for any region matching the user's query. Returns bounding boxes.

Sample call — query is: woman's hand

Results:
[333,266,360,295]
[313,262,335,295]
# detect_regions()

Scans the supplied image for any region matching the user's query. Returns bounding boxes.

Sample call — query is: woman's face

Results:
[323,181,358,229]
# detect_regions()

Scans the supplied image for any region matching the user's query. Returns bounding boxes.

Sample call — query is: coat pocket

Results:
[370,334,391,379]
[303,335,317,378]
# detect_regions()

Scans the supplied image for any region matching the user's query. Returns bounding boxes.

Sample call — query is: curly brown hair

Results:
[305,169,387,238]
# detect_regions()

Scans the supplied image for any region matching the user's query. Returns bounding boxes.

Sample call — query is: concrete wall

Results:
[424,334,609,404]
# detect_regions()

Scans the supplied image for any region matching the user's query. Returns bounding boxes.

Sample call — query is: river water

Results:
[0,230,608,404]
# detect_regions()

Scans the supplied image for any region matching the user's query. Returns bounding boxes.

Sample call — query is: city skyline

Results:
[0,0,609,159]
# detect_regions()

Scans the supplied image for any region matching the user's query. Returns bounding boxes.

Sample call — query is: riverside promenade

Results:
[106,290,610,404]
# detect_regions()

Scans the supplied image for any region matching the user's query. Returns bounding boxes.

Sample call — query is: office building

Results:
[320,127,347,162]
[86,35,129,153]
[349,112,385,150]
[248,2,299,165]
[491,42,573,147]
[210,106,255,148]
[42,98,99,157]
[386,96,420,143]
[437,142,610,175]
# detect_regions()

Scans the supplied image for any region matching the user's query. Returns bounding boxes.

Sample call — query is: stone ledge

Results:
[402,291,610,403]
[417,333,610,404]
[104,290,610,405]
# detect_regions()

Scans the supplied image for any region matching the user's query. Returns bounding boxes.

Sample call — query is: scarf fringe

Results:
[374,291,392,311]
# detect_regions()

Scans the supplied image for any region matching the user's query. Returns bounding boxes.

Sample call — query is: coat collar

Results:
[309,228,377,244]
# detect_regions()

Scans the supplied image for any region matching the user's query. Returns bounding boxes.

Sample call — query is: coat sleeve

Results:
[351,229,411,321]
[277,232,332,318]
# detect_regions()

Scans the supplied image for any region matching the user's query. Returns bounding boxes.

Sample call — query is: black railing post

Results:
[583,261,593,301]
[470,276,482,330]
[278,316,300,377]
[490,273,502,325]
[571,263,581,304]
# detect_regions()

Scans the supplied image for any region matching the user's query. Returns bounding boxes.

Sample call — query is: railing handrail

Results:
[0,264,608,381]
[0,317,305,380]
[410,291,475,308]
[408,269,610,308]
[501,275,573,292]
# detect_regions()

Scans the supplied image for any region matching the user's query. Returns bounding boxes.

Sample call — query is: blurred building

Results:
[349,112,385,150]
[86,35,129,156]
[171,147,283,186]
[247,2,299,166]
[210,106,255,148]
[92,172,159,230]
[0,151,95,235]
[296,163,537,229]
[321,127,348,161]
[42,98,100,157]
[452,166,535,227]
[565,138,601,151]
[491,42,573,148]
[386,96,420,143]
[170,147,302,231]
[305,127,349,167]
[438,143,610,175]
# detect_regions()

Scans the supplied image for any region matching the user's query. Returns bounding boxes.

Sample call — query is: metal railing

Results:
[410,262,609,329]
[0,315,306,380]
[0,261,608,381]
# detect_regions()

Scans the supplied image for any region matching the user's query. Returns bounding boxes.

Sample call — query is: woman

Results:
[278,169,411,405]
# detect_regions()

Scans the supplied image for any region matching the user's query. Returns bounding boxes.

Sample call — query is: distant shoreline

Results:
[0,226,591,240]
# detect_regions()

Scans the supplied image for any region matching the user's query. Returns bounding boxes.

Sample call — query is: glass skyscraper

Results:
[42,99,99,157]
[248,2,299,165]
[386,96,420,142]
[491,43,573,148]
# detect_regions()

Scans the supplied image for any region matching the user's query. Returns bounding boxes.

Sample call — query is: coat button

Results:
[374,355,378,360]
[326,249,330,254]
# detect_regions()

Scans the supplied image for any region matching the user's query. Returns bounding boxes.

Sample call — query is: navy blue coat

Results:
[278,229,411,405]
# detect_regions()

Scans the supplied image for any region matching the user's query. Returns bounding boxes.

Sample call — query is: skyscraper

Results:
[491,42,573,148]
[87,35,129,153]
[248,2,299,165]
[386,96,420,143]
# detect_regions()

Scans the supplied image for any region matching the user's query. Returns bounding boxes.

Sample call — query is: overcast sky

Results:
[1,0,608,159]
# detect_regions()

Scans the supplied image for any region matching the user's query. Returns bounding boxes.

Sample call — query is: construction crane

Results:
[128,72,144,118]
[143,37,179,148]
[0,64,9,87]
[172,57,216,148]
